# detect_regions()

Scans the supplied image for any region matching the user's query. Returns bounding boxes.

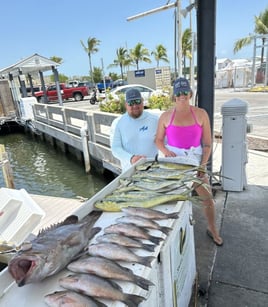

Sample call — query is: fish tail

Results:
[134,275,155,290]
[167,212,179,219]
[160,226,172,235]
[149,235,164,245]
[123,293,145,307]
[140,255,155,268]
[142,243,156,252]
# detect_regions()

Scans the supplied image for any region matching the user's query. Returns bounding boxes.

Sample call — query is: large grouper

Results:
[8,210,102,287]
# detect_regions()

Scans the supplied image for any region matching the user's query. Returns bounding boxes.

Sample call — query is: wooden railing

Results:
[31,104,121,174]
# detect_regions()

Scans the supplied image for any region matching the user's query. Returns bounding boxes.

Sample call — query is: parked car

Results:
[112,79,128,89]
[109,84,168,106]
[77,81,95,91]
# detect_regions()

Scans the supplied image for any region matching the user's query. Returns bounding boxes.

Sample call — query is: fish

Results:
[135,161,195,171]
[115,215,172,235]
[94,193,191,212]
[8,211,102,287]
[121,207,179,220]
[96,233,156,252]
[44,290,107,307]
[59,273,145,307]
[104,222,164,245]
[87,242,155,268]
[67,256,154,290]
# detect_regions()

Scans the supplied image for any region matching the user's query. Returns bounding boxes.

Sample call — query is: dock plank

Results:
[30,194,85,235]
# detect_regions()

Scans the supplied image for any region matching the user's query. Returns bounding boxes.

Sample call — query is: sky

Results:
[0,0,267,78]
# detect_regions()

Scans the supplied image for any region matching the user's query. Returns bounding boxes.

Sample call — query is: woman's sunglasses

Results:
[127,99,142,106]
[175,91,190,97]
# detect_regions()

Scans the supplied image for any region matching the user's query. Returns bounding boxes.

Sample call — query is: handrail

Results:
[31,104,121,174]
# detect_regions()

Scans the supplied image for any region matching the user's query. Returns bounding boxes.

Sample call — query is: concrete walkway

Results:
[191,143,268,306]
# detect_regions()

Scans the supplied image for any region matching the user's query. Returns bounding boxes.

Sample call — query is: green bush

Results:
[99,93,126,114]
[99,89,174,114]
[147,94,173,110]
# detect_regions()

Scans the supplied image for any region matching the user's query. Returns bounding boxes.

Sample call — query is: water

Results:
[0,133,112,199]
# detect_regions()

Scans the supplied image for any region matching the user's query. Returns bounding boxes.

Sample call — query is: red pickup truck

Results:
[34,83,90,103]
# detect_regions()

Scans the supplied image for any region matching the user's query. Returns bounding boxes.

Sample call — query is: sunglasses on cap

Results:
[126,99,142,106]
[175,91,190,97]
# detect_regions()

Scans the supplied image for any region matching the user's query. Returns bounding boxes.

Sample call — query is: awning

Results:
[0,53,59,77]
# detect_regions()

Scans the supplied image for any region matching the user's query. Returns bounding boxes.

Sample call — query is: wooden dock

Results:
[30,194,86,235]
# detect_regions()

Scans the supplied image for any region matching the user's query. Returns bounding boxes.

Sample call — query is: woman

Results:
[155,77,223,246]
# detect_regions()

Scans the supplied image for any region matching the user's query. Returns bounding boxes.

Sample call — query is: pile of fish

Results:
[94,161,203,212]
[6,160,201,306]
[44,206,180,306]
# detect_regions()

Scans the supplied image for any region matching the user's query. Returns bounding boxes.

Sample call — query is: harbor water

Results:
[0,132,112,199]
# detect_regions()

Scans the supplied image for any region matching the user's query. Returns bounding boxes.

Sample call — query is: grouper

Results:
[8,210,102,287]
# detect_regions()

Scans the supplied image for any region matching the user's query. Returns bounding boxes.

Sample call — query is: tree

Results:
[49,56,63,64]
[108,47,132,80]
[181,28,193,77]
[233,7,268,63]
[80,37,101,83]
[129,43,151,70]
[151,44,169,67]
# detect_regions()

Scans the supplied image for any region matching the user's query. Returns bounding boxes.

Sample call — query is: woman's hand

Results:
[164,149,177,157]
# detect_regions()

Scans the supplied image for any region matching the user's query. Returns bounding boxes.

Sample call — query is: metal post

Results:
[176,0,182,76]
[197,0,216,172]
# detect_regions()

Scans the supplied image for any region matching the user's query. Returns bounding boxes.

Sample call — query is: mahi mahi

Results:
[8,211,102,287]
[94,193,190,212]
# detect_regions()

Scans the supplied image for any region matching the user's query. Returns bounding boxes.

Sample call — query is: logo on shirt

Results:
[139,125,148,132]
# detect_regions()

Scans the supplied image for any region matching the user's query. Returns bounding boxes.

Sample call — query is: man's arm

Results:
[110,118,133,170]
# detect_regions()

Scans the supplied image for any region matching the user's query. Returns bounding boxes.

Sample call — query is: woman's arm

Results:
[200,109,212,167]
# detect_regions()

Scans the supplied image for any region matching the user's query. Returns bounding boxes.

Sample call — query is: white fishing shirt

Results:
[110,111,159,172]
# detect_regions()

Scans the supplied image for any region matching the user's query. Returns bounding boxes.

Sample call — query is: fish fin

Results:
[149,235,164,245]
[140,255,155,268]
[142,243,156,252]
[134,275,155,290]
[160,226,172,235]
[123,294,145,307]
[80,210,102,223]
[38,215,79,235]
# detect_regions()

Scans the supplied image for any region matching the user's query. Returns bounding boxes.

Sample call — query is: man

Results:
[110,88,159,172]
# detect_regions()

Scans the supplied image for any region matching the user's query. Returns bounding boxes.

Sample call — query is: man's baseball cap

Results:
[125,88,142,102]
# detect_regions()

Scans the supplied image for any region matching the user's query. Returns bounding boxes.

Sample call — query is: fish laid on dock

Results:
[44,290,107,307]
[115,215,172,235]
[87,242,155,268]
[96,233,156,252]
[94,193,191,212]
[121,207,179,220]
[104,222,164,245]
[67,255,154,290]
[8,211,102,287]
[59,273,145,307]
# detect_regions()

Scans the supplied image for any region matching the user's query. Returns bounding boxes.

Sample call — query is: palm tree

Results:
[80,37,101,83]
[233,7,268,63]
[151,44,169,67]
[181,28,193,77]
[108,47,132,80]
[49,56,63,64]
[129,43,151,70]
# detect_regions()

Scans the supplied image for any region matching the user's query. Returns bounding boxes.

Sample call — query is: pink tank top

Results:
[166,107,202,149]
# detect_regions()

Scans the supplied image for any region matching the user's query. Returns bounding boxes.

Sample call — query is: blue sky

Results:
[0,0,267,78]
